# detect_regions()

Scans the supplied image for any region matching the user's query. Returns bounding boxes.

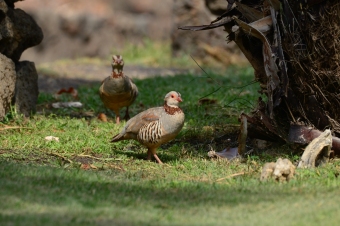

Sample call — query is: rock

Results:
[260,162,276,181]
[17,0,173,64]
[14,61,39,116]
[204,0,228,15]
[0,0,43,62]
[172,0,245,66]
[0,53,16,120]
[260,158,296,182]
[15,0,244,66]
[0,0,43,119]
[273,158,296,182]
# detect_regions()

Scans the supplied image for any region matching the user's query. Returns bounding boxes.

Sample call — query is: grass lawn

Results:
[1,60,340,225]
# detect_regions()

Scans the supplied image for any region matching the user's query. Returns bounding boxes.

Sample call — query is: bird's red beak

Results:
[177,97,183,102]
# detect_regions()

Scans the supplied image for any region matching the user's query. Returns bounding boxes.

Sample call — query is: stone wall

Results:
[0,53,16,120]
[172,0,247,66]
[16,0,173,64]
[0,0,43,120]
[16,0,246,66]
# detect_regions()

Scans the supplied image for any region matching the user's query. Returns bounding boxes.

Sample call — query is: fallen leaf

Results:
[80,164,90,170]
[54,87,78,99]
[97,113,108,122]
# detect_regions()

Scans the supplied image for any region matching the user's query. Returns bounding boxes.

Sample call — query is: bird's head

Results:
[164,91,183,107]
[111,55,124,74]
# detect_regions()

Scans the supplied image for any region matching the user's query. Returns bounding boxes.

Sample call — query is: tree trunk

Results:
[179,0,340,155]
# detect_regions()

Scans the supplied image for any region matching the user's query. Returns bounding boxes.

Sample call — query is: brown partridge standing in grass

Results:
[99,55,138,124]
[111,91,185,164]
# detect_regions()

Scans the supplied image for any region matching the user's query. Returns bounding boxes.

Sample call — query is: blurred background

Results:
[17,0,247,68]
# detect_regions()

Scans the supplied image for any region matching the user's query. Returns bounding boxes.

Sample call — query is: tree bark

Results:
[179,0,340,155]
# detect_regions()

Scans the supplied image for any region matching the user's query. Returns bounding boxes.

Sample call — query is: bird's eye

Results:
[171,95,174,98]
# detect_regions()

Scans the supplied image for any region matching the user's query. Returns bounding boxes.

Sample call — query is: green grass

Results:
[1,159,340,225]
[112,38,194,68]
[1,66,340,225]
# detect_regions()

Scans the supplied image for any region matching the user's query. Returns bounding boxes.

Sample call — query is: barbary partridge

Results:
[99,55,138,124]
[111,91,185,164]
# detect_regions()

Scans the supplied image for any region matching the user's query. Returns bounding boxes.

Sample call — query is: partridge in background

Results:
[111,91,185,164]
[99,55,138,124]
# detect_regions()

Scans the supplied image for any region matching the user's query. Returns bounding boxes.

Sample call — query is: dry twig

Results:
[0,126,33,131]
[216,172,246,182]
[76,154,122,161]
[49,153,73,163]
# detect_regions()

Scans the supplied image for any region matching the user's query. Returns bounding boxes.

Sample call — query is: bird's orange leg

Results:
[114,110,120,124]
[115,115,120,124]
[153,154,163,164]
[150,148,163,164]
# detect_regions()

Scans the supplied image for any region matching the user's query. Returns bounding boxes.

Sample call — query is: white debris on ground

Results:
[52,102,83,108]
[44,136,60,142]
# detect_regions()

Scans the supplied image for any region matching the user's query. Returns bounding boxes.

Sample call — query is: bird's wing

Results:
[124,109,160,134]
[141,113,159,122]
[128,77,139,97]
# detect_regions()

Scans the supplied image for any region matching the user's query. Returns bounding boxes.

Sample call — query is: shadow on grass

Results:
[38,75,100,94]
[2,161,340,225]
[0,160,277,226]
[112,146,181,163]
[1,160,292,216]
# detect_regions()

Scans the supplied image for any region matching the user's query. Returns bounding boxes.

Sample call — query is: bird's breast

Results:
[101,76,132,95]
